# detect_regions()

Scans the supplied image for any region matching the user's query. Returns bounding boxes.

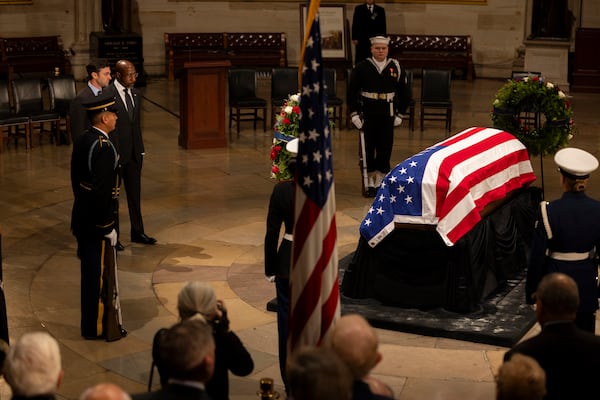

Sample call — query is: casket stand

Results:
[341,186,542,313]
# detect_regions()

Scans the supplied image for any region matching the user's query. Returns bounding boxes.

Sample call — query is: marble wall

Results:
[0,0,598,80]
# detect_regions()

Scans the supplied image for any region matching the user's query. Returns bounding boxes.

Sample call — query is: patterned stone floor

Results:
[1,76,599,399]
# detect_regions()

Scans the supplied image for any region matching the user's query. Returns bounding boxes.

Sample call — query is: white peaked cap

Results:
[286,138,299,155]
[554,147,599,178]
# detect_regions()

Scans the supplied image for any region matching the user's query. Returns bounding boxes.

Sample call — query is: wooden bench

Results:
[164,32,287,80]
[388,34,474,80]
[0,36,71,81]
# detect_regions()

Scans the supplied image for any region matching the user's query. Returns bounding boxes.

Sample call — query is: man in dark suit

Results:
[107,59,156,245]
[132,318,215,400]
[69,62,112,144]
[504,272,600,400]
[351,0,386,64]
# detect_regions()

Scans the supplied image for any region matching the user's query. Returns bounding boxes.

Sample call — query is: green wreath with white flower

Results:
[491,76,574,157]
[270,93,301,181]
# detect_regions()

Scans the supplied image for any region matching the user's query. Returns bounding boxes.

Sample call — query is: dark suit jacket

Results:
[351,3,386,63]
[105,83,144,164]
[504,321,600,400]
[69,85,97,144]
[131,383,212,400]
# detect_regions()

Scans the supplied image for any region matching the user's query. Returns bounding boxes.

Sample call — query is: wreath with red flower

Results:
[491,76,574,157]
[270,93,301,181]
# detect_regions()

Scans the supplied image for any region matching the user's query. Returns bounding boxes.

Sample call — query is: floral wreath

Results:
[270,93,301,181]
[491,76,574,157]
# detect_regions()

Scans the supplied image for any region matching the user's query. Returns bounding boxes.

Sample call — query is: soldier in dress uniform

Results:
[527,147,600,333]
[264,138,298,394]
[71,93,126,341]
[348,36,411,195]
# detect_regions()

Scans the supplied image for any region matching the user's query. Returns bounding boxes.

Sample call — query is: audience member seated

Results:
[504,272,600,400]
[79,383,131,400]
[287,345,353,400]
[152,281,254,400]
[133,318,215,400]
[329,314,395,399]
[3,331,63,399]
[495,353,546,400]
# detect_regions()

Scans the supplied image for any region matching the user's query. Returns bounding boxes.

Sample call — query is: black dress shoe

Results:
[131,233,157,245]
[116,241,125,251]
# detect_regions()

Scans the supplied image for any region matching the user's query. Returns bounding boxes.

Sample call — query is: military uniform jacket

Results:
[264,180,294,278]
[347,58,410,118]
[70,127,119,238]
[527,191,600,312]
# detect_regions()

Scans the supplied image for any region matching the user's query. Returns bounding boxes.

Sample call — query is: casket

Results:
[342,127,540,312]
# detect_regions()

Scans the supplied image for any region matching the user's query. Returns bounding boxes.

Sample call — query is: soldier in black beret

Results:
[70,94,126,341]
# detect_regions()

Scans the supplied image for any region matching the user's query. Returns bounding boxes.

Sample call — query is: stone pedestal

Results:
[524,39,570,90]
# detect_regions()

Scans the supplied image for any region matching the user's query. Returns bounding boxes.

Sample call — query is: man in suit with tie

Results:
[107,59,156,246]
[69,62,112,144]
[351,0,387,64]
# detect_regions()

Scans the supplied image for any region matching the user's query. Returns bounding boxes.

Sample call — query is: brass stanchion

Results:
[257,377,279,399]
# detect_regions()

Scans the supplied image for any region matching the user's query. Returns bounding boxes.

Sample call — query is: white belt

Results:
[547,250,593,261]
[283,233,293,241]
[361,91,395,101]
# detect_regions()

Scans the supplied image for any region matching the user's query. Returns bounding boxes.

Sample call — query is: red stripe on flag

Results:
[435,130,519,217]
[445,173,536,243]
[289,196,338,350]
[439,148,533,219]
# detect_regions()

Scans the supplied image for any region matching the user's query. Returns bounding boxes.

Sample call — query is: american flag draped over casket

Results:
[360,127,537,247]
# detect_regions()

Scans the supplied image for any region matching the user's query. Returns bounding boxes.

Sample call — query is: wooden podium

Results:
[179,60,231,149]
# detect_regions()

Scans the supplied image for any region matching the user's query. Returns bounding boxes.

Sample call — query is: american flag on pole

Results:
[288,0,341,355]
[360,127,536,247]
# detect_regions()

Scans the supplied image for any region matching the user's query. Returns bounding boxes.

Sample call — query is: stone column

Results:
[70,0,103,80]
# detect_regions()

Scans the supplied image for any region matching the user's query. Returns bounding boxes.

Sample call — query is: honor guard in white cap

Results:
[527,147,600,333]
[347,33,410,196]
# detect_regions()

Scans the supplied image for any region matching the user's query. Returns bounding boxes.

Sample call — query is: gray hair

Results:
[4,331,62,397]
[177,281,217,321]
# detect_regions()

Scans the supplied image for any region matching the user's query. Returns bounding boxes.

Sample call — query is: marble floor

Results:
[1,75,599,400]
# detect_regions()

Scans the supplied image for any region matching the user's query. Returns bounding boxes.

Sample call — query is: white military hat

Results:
[369,36,390,45]
[286,138,299,155]
[554,147,599,179]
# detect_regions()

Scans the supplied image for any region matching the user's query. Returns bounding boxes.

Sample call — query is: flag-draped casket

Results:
[342,127,541,312]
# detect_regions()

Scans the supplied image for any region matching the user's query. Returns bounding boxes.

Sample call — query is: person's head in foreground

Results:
[155,318,216,383]
[496,353,546,400]
[4,331,63,398]
[287,345,353,400]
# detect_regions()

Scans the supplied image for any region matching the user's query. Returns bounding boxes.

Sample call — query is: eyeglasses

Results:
[125,72,138,78]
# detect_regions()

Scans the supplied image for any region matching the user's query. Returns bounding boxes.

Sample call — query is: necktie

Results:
[368,5,373,13]
[124,88,134,119]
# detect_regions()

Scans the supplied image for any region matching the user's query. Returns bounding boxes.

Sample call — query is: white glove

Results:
[394,116,403,127]
[104,229,117,247]
[265,275,275,283]
[351,115,363,130]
